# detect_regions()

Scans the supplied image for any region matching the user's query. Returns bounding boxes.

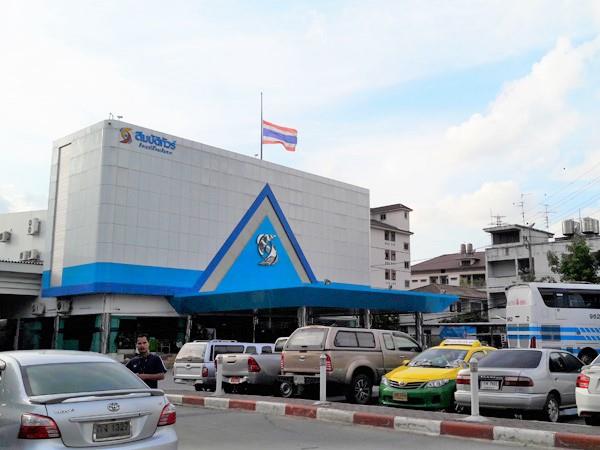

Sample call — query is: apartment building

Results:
[370,203,412,289]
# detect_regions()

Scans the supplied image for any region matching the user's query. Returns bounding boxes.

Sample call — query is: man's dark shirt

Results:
[126,353,167,388]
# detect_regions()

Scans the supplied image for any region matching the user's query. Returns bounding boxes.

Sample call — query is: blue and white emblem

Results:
[256,233,278,266]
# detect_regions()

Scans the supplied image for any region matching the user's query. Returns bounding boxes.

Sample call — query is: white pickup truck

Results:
[220,337,288,394]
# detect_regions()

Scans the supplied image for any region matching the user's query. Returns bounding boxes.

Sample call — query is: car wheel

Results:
[540,393,560,422]
[346,373,372,405]
[222,383,234,394]
[279,380,294,398]
[584,414,600,426]
[194,384,203,392]
[580,351,597,365]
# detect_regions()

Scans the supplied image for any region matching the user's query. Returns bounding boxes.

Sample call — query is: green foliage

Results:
[547,236,600,283]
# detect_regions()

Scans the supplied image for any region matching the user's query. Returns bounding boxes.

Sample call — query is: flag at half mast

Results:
[262,120,297,152]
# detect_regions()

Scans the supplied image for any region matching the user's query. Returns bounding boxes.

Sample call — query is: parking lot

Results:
[160,370,585,425]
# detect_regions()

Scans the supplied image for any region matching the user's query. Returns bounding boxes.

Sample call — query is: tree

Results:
[547,236,600,283]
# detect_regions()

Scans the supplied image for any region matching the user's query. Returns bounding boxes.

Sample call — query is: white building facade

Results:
[369,204,412,290]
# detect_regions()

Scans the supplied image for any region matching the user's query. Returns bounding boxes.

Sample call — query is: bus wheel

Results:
[578,349,598,365]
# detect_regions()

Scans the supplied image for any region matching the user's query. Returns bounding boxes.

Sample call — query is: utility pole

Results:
[526,223,535,279]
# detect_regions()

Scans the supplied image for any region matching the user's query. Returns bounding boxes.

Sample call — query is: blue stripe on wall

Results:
[41,263,202,298]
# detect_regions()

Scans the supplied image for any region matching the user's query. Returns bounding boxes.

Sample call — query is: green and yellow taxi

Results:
[379,339,495,410]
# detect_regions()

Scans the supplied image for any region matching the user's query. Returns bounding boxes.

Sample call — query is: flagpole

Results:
[260,92,263,161]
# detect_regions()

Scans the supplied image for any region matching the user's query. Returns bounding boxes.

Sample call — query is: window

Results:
[382,333,395,350]
[561,353,583,373]
[404,280,410,288]
[356,332,376,348]
[391,270,396,281]
[384,230,395,241]
[261,346,272,354]
[412,279,418,283]
[404,261,409,269]
[334,331,375,348]
[539,288,600,309]
[429,276,438,284]
[380,213,386,220]
[392,333,421,352]
[404,212,408,219]
[385,270,390,280]
[403,242,409,250]
[460,260,471,267]
[286,328,326,350]
[213,345,245,359]
[23,363,146,396]
[550,353,568,372]
[440,275,448,285]
[469,352,486,363]
[391,251,396,261]
[478,350,542,368]
[385,249,390,260]
[244,346,257,354]
[334,331,359,347]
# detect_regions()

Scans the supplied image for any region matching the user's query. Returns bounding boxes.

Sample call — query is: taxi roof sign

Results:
[440,338,481,347]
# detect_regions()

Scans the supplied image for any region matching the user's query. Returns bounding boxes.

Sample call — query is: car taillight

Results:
[158,403,177,426]
[326,354,333,372]
[248,357,261,373]
[577,374,591,389]
[18,413,61,439]
[529,336,537,348]
[456,374,470,385]
[202,367,209,377]
[280,353,284,371]
[503,376,534,387]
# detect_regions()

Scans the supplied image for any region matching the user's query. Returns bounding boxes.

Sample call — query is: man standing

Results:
[126,333,167,388]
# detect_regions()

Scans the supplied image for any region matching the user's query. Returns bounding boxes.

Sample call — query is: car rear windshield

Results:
[176,343,207,362]
[23,362,147,396]
[478,350,542,368]
[286,328,327,350]
[409,348,468,368]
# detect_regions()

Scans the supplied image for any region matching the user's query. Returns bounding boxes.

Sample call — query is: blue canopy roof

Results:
[170,282,457,314]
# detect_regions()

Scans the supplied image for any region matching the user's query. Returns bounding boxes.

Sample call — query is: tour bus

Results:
[506,282,600,364]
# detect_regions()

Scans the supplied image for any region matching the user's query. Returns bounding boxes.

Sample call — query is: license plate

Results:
[393,392,408,401]
[229,376,241,384]
[93,420,130,442]
[480,380,500,390]
[294,375,305,385]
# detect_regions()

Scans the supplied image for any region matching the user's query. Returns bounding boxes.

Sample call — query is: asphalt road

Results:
[175,405,533,450]
[159,370,585,425]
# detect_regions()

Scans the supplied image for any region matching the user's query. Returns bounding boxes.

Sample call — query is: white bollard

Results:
[470,359,479,417]
[214,354,224,396]
[313,353,329,405]
[463,359,488,422]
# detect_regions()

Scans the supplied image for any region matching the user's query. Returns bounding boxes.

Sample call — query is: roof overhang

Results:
[170,282,458,314]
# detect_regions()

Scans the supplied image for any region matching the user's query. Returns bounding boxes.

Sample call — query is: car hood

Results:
[385,366,460,382]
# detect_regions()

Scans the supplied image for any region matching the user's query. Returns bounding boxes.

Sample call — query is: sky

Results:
[2,1,600,262]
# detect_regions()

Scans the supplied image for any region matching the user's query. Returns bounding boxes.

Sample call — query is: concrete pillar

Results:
[184,315,192,343]
[14,318,20,350]
[363,309,372,329]
[297,306,308,328]
[100,313,110,354]
[52,315,60,349]
[414,312,424,348]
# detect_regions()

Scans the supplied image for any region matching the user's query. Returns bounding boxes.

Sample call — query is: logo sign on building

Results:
[119,127,176,155]
[256,233,278,266]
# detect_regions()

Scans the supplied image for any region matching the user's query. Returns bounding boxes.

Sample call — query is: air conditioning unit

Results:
[31,303,45,316]
[56,299,72,315]
[29,249,40,260]
[0,231,10,242]
[19,250,31,261]
[27,218,40,235]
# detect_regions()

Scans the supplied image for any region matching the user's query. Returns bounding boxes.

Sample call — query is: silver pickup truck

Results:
[221,337,288,394]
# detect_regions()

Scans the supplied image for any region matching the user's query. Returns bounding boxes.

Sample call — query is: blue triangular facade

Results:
[215,216,304,292]
[191,184,316,293]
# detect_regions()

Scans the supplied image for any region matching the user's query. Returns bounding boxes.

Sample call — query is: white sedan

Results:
[0,350,178,449]
[576,356,600,425]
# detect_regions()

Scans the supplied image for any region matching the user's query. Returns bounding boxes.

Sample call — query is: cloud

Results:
[0,185,47,213]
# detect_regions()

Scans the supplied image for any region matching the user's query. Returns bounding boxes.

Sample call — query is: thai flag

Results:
[262,120,297,152]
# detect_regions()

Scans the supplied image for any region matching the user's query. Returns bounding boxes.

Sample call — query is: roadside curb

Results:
[168,394,599,448]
